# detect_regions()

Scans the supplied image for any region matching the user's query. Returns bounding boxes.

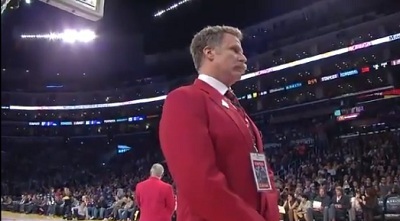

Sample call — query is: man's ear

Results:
[203,46,215,61]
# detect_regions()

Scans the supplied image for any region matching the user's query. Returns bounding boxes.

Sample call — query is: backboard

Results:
[38,0,104,21]
[1,0,12,14]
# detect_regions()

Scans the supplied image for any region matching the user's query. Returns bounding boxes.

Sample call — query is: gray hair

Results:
[150,163,164,178]
[190,25,243,70]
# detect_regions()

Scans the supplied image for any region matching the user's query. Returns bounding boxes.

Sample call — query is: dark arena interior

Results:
[1,0,400,220]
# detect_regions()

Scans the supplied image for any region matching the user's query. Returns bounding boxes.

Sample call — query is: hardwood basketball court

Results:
[2,211,66,220]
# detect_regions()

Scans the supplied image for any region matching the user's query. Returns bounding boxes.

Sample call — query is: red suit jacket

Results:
[136,177,175,221]
[159,79,280,221]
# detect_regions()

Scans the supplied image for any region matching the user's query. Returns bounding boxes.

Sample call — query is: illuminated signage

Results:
[348,42,372,51]
[60,121,73,126]
[372,62,389,70]
[73,121,84,125]
[307,79,317,85]
[380,62,388,68]
[269,87,284,93]
[41,121,57,126]
[337,113,359,122]
[389,33,400,41]
[28,122,40,126]
[335,106,364,116]
[361,67,370,73]
[334,110,341,117]
[104,119,116,123]
[391,59,400,66]
[85,120,101,125]
[117,145,132,154]
[128,116,145,122]
[321,74,338,82]
[339,70,358,77]
[285,83,302,90]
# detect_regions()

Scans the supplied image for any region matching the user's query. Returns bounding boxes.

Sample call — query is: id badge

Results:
[250,153,272,192]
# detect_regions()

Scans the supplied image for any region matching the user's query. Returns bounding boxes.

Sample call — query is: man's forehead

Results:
[222,33,242,45]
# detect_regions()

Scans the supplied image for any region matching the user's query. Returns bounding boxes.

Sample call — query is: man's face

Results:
[319,188,325,196]
[209,33,247,85]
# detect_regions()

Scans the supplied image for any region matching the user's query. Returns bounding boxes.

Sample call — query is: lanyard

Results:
[226,98,259,153]
[244,115,259,153]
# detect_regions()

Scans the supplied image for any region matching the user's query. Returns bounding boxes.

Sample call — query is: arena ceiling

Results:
[0,0,320,78]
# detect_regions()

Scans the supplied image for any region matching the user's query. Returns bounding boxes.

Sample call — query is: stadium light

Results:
[20,29,97,43]
[154,0,191,17]
[25,0,31,4]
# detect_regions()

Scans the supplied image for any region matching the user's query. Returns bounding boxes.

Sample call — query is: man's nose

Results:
[239,54,247,63]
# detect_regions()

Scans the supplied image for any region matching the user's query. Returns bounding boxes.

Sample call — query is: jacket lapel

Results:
[193,79,253,146]
[245,113,264,152]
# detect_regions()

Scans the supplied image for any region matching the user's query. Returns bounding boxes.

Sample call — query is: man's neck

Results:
[198,68,231,87]
[150,175,161,179]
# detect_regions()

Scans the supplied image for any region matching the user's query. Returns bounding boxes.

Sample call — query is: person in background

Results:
[283,193,298,221]
[135,163,175,221]
[306,187,331,221]
[328,186,351,221]
[62,187,73,220]
[295,194,312,221]
[358,188,379,221]
[93,196,107,220]
[72,200,89,220]
[118,195,135,221]
[350,191,363,221]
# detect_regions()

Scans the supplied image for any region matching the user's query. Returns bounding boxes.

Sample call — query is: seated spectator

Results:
[283,193,298,221]
[350,191,363,221]
[93,196,107,220]
[20,194,32,213]
[358,188,380,221]
[295,194,312,221]
[306,187,331,221]
[328,186,351,221]
[82,195,95,219]
[1,196,13,211]
[118,196,135,221]
[63,187,73,220]
[72,201,88,220]
[25,195,41,214]
[106,195,126,220]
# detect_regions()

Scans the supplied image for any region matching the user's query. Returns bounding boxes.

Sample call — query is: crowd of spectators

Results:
[278,130,400,221]
[1,146,173,221]
[2,115,399,221]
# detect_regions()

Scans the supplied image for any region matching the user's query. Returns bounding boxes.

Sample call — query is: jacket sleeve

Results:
[164,184,176,216]
[159,88,265,221]
[135,184,141,209]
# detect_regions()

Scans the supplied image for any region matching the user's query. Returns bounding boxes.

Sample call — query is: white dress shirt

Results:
[198,74,228,95]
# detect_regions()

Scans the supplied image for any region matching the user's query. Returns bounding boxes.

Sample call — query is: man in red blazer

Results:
[159,25,280,221]
[135,163,175,221]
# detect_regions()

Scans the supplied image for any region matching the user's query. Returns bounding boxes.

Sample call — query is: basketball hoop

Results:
[38,0,104,21]
[1,0,12,14]
[1,0,104,21]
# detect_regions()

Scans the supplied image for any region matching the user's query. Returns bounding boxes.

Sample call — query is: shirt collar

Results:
[198,74,229,95]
